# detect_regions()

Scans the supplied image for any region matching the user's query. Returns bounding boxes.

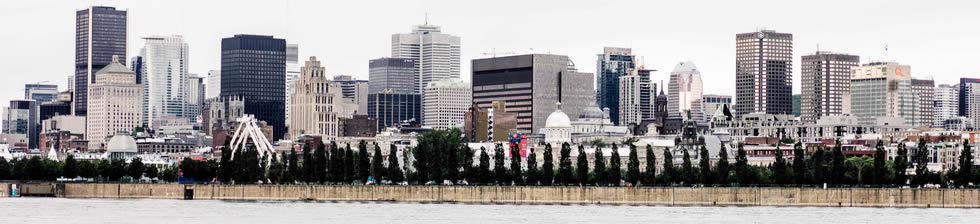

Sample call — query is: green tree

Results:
[526,147,538,185]
[461,145,476,182]
[358,140,371,183]
[792,142,805,185]
[830,139,846,185]
[576,144,589,185]
[128,157,145,179]
[509,143,523,184]
[716,144,731,185]
[478,147,491,184]
[644,145,656,185]
[315,143,328,183]
[771,145,787,185]
[558,143,573,185]
[681,148,693,184]
[608,144,622,186]
[662,147,674,184]
[302,144,314,183]
[218,141,233,182]
[0,157,10,180]
[541,143,554,185]
[699,145,711,185]
[345,144,355,182]
[161,166,178,182]
[914,139,930,186]
[286,149,299,183]
[108,158,126,181]
[627,144,641,186]
[593,146,606,185]
[811,148,827,184]
[873,140,887,185]
[268,153,284,183]
[145,166,159,180]
[734,143,748,184]
[63,155,79,178]
[388,144,405,183]
[79,160,97,178]
[328,141,342,182]
[371,143,385,181]
[958,140,974,186]
[494,144,507,184]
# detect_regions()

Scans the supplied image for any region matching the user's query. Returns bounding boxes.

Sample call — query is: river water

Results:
[2,197,978,223]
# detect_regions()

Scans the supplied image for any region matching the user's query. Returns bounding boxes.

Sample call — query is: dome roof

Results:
[545,103,572,128]
[106,135,137,153]
[579,105,604,119]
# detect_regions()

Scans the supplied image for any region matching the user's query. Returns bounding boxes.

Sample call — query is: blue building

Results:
[595,47,635,126]
[220,34,287,140]
[367,92,421,132]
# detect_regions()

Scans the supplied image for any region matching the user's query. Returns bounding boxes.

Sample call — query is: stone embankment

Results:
[37,183,979,208]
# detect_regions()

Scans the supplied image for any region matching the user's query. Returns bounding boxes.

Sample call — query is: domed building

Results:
[543,103,572,144]
[106,134,138,159]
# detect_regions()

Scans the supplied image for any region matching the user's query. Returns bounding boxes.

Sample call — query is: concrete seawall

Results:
[55,184,980,208]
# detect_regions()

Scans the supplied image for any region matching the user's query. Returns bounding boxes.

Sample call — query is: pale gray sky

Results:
[1,0,978,105]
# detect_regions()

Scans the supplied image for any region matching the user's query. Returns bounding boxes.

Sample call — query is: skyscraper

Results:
[637,68,656,121]
[735,30,793,117]
[285,44,299,127]
[139,35,190,128]
[186,75,205,120]
[391,23,461,94]
[618,71,641,126]
[289,57,342,139]
[471,54,595,132]
[960,78,980,128]
[25,84,60,103]
[369,57,418,94]
[86,56,141,150]
[595,47,636,125]
[667,62,704,121]
[130,56,143,84]
[220,35,287,140]
[3,100,38,149]
[331,75,369,115]
[800,52,859,122]
[849,62,917,126]
[934,84,959,127]
[422,78,471,129]
[911,79,935,128]
[368,91,421,132]
[74,6,127,116]
[205,70,220,99]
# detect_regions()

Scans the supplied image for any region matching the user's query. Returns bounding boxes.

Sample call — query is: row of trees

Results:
[0,156,175,182]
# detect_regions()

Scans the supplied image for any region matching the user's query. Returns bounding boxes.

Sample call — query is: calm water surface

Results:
[2,197,979,223]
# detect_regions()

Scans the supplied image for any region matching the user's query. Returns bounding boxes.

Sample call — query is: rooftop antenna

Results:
[425,12,429,25]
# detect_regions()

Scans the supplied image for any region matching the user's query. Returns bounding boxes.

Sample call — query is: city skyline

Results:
[0,0,977,105]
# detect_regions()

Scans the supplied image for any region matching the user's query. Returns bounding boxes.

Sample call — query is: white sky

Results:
[1,0,978,105]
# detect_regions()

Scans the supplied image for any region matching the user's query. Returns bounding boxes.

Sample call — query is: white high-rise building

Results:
[934,84,959,127]
[618,71,641,126]
[667,62,704,121]
[289,57,341,139]
[87,56,142,150]
[849,62,918,126]
[139,35,189,128]
[205,70,220,100]
[422,78,471,129]
[186,75,204,120]
[391,23,461,95]
[285,44,300,127]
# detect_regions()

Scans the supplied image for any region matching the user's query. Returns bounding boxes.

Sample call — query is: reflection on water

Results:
[1,197,978,224]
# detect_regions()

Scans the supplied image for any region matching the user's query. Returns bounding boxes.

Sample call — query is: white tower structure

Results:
[139,35,190,128]
[391,23,461,95]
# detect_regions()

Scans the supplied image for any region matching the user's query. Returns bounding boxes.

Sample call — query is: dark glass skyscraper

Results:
[367,92,421,132]
[220,35,287,140]
[74,6,128,116]
[595,47,635,126]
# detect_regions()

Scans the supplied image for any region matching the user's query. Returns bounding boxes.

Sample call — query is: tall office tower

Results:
[667,62,704,121]
[289,57,342,139]
[367,91,421,132]
[702,95,733,118]
[139,35,190,128]
[735,30,793,117]
[933,84,959,127]
[369,57,419,94]
[285,44,299,127]
[74,6,127,116]
[800,52,859,122]
[67,75,74,91]
[960,78,980,128]
[3,100,39,149]
[25,84,60,103]
[472,54,595,132]
[332,75,369,115]
[86,57,141,150]
[618,71,641,126]
[911,79,935,127]
[205,70,220,99]
[637,68,656,121]
[595,47,636,125]
[40,91,72,122]
[130,56,143,84]
[186,75,205,120]
[422,78,471,129]
[220,35,287,140]
[391,23,461,95]
[849,62,917,126]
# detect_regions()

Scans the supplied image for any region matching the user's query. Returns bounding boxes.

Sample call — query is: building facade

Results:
[391,24,461,95]
[369,57,418,94]
[422,78,471,129]
[186,75,205,120]
[800,52,859,122]
[849,62,918,126]
[139,35,190,128]
[667,62,704,121]
[289,57,342,140]
[86,57,142,150]
[3,100,38,149]
[735,30,793,117]
[205,70,220,100]
[595,47,635,126]
[332,75,369,115]
[220,35,287,140]
[367,91,421,132]
[961,78,980,128]
[74,6,127,116]
[911,79,935,128]
[618,72,641,126]
[702,95,732,119]
[934,84,959,127]
[25,84,59,103]
[471,54,595,133]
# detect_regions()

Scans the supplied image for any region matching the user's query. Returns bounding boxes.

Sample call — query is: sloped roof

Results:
[96,61,135,74]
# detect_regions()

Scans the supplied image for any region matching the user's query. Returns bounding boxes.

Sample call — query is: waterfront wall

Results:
[58,184,980,208]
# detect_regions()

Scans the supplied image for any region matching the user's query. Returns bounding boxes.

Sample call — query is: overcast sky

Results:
[1,0,978,105]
